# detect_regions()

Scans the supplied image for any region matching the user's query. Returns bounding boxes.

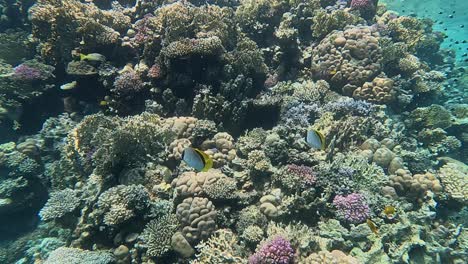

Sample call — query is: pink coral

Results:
[350,0,378,19]
[333,192,370,224]
[287,164,316,186]
[249,236,295,264]
[12,64,42,81]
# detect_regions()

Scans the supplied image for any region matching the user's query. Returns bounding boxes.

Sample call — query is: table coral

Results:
[39,189,80,221]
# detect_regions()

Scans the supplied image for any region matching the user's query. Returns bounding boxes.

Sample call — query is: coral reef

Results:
[0,0,465,263]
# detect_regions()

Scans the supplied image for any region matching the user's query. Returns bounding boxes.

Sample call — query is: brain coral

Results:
[176,197,217,244]
[172,169,236,199]
[311,25,382,92]
[353,77,396,104]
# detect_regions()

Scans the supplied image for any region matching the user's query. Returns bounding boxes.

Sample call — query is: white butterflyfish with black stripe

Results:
[182,147,213,172]
[306,129,326,150]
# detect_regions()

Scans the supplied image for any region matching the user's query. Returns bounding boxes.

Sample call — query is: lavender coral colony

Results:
[0,0,467,263]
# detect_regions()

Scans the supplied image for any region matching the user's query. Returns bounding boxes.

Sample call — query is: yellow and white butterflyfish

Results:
[306,129,326,150]
[182,147,213,172]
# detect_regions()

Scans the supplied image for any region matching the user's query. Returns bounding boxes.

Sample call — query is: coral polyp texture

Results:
[0,0,466,263]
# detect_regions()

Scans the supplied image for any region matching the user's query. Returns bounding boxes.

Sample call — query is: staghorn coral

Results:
[176,196,217,244]
[273,164,316,192]
[139,214,179,258]
[95,184,150,226]
[350,0,378,19]
[39,189,80,221]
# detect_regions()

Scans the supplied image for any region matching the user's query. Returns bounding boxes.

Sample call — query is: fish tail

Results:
[80,54,86,61]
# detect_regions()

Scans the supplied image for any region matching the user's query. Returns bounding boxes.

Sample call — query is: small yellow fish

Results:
[60,81,77,90]
[329,69,337,75]
[384,205,396,216]
[383,205,397,220]
[99,100,108,106]
[80,53,106,62]
[156,182,172,192]
[366,219,378,235]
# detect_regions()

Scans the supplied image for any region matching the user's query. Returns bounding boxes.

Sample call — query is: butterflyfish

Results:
[383,205,397,220]
[306,129,326,150]
[182,147,213,172]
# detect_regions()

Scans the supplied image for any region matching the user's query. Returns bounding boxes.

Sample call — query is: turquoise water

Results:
[383,0,468,62]
[0,1,466,263]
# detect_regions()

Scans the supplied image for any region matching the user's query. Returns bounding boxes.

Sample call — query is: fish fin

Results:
[315,130,326,150]
[195,148,213,172]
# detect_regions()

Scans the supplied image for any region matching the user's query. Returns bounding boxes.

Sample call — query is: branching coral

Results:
[193,229,247,264]
[39,189,80,221]
[96,184,150,226]
[139,214,179,258]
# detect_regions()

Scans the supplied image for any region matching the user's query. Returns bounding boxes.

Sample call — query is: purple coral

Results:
[12,64,42,81]
[350,0,378,18]
[323,98,375,117]
[281,100,320,128]
[287,164,317,186]
[249,236,295,264]
[113,71,144,95]
[333,192,370,224]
